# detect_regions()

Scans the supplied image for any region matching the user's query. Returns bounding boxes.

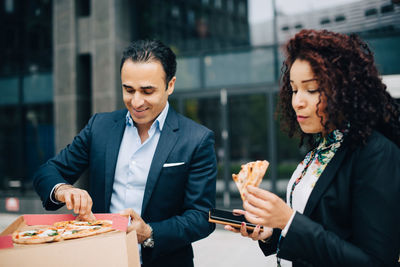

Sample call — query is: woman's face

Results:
[290,59,326,134]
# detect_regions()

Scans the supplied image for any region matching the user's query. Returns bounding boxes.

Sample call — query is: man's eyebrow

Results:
[122,84,156,90]
[140,85,156,90]
[122,84,132,88]
[289,78,318,83]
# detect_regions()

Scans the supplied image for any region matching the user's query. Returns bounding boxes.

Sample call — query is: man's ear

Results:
[167,76,176,95]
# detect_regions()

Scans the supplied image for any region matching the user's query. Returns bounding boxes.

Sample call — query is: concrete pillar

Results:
[53,0,133,188]
[53,0,78,152]
[53,0,133,151]
[91,0,132,113]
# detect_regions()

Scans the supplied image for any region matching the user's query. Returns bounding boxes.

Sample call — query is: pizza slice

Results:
[53,219,112,228]
[12,227,64,244]
[232,160,269,201]
[12,220,115,244]
[56,220,114,240]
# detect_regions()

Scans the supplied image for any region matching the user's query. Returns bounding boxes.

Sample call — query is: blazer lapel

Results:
[141,108,179,215]
[303,144,349,216]
[104,111,126,211]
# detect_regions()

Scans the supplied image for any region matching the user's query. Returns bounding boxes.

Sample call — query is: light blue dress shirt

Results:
[109,102,169,216]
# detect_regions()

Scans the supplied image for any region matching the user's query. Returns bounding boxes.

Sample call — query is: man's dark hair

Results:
[120,40,177,85]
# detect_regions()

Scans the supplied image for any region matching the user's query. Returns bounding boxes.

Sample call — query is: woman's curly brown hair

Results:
[278,29,400,148]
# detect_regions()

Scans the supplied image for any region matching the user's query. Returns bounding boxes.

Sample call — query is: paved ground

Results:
[0,213,276,267]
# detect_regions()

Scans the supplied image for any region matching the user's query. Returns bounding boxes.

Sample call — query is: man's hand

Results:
[119,208,152,244]
[55,184,93,216]
[243,186,293,230]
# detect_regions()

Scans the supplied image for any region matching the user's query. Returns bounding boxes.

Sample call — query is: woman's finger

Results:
[239,222,249,237]
[243,200,265,219]
[224,225,240,233]
[232,209,246,216]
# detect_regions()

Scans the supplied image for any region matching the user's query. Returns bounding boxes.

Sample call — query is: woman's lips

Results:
[297,115,308,122]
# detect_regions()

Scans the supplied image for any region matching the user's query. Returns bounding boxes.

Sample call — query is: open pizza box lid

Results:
[0,214,140,267]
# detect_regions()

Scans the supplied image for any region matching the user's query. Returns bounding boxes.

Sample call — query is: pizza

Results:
[12,220,114,245]
[232,160,269,201]
[12,227,63,244]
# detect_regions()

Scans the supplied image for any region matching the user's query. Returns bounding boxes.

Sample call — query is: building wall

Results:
[53,0,132,152]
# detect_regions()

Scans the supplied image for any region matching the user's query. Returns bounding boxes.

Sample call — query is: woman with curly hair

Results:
[225,29,400,266]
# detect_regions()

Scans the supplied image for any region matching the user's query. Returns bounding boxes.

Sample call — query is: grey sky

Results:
[249,0,360,23]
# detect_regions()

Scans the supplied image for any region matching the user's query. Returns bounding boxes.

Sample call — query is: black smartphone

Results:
[208,208,263,232]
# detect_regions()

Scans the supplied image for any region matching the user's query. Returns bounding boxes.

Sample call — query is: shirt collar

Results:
[125,102,169,131]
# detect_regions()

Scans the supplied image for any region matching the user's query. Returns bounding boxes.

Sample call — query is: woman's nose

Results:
[292,92,306,110]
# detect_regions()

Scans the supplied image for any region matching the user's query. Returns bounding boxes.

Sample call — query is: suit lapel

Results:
[104,111,126,212]
[141,108,179,215]
[303,144,349,216]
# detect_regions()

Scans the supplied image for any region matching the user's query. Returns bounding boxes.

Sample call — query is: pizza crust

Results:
[232,160,269,200]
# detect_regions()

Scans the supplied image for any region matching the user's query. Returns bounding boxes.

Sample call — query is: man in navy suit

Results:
[33,40,217,267]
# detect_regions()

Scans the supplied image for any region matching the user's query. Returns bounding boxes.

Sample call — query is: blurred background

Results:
[0,0,399,214]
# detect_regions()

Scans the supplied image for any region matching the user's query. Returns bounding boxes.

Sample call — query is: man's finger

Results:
[64,193,72,210]
[119,208,135,219]
[86,196,93,215]
[73,194,81,214]
[80,195,88,215]
[129,209,141,220]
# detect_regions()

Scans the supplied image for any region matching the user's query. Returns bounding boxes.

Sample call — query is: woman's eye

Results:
[292,90,298,94]
[308,89,319,93]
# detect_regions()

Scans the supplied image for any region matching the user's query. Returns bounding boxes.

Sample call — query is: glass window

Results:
[294,24,302,29]
[381,4,394,14]
[334,15,346,22]
[5,0,14,13]
[365,8,378,16]
[175,57,201,91]
[228,94,268,163]
[320,18,331,25]
[204,48,275,87]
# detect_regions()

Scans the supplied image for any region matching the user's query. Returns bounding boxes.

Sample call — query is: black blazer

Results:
[34,107,217,267]
[259,131,400,266]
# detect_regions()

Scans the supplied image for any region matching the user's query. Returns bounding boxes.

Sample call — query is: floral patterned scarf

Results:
[289,130,345,208]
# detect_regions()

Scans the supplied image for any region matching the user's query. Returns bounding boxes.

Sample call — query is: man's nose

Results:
[131,92,144,107]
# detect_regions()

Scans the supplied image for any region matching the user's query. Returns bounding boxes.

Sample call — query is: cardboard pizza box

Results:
[0,214,140,267]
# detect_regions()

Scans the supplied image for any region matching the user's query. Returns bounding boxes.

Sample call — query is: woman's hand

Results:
[243,186,294,230]
[224,209,273,241]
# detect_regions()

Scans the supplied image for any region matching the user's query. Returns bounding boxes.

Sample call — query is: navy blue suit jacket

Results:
[33,107,217,267]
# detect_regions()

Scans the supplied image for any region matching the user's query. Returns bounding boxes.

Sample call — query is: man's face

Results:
[121,59,175,132]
